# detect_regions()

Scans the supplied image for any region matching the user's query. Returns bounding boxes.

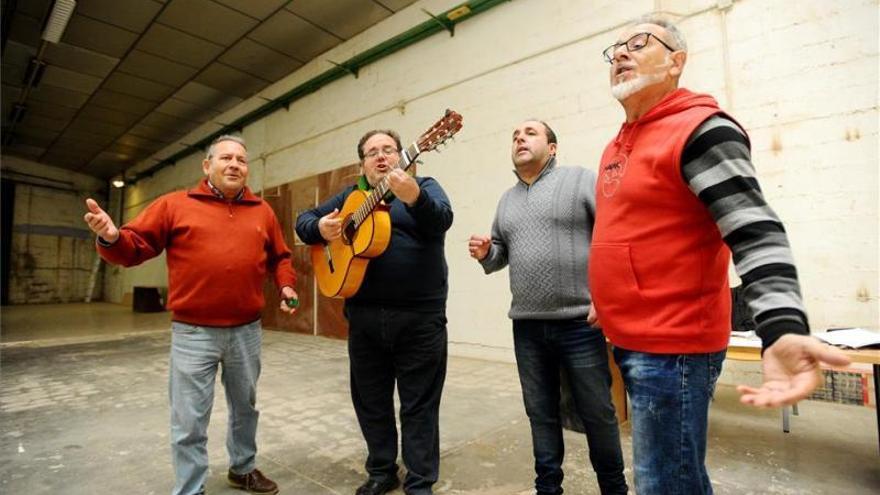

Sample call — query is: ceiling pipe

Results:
[2,0,76,146]
[130,0,511,184]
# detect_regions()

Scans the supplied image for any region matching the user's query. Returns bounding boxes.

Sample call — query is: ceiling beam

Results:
[130,0,511,184]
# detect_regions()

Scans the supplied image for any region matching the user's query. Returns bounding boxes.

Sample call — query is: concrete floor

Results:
[1,303,878,495]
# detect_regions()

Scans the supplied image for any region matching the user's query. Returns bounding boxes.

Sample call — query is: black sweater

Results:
[295,176,453,311]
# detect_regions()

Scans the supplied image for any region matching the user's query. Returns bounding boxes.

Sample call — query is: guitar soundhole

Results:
[342,216,356,245]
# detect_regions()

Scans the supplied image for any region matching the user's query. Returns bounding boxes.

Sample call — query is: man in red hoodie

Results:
[83,135,298,495]
[590,15,851,494]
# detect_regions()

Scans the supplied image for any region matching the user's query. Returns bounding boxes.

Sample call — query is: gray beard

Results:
[611,72,665,101]
[611,55,672,101]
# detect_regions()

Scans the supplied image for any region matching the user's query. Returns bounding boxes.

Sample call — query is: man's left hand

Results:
[737,333,851,408]
[587,304,600,327]
[386,169,420,206]
[279,286,299,315]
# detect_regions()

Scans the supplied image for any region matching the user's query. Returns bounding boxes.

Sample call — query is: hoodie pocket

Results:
[589,243,647,316]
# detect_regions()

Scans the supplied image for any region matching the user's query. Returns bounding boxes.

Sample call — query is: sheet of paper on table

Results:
[729,331,762,348]
[814,328,880,349]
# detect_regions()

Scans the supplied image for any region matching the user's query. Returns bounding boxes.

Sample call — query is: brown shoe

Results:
[227,468,279,494]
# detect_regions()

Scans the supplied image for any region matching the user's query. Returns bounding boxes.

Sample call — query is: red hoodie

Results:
[590,88,738,354]
[98,179,296,327]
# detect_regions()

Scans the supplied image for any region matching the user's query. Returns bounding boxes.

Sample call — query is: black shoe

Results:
[355,476,400,495]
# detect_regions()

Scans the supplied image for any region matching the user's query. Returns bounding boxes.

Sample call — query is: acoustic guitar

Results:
[311,109,463,298]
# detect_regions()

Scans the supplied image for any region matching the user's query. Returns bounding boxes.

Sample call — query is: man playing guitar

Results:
[295,128,453,495]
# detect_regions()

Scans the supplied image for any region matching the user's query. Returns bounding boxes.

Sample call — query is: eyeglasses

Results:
[602,32,677,64]
[364,146,400,159]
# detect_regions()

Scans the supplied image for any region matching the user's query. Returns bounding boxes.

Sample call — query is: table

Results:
[727,344,880,454]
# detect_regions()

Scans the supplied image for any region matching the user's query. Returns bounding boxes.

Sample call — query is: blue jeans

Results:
[169,320,263,495]
[613,348,726,495]
[513,319,628,495]
[346,305,448,495]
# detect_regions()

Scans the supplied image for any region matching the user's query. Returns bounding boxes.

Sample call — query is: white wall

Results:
[114,0,879,371]
[2,155,107,303]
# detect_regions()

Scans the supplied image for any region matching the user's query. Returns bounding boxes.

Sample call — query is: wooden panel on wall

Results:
[261,163,361,340]
[262,180,313,335]
[314,164,360,339]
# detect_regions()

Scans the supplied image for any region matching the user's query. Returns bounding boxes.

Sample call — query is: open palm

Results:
[737,334,851,408]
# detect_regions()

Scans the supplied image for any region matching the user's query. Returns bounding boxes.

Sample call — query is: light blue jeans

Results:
[613,348,725,495]
[169,320,263,495]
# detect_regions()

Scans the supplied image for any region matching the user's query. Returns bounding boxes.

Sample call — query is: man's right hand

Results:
[318,208,342,241]
[84,198,119,243]
[468,234,491,261]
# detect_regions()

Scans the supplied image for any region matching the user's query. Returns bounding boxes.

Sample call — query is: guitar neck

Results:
[352,142,420,226]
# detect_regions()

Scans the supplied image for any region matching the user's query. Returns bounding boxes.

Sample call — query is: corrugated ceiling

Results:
[1,0,418,179]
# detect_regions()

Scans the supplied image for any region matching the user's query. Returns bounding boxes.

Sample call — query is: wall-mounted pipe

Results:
[129,0,510,184]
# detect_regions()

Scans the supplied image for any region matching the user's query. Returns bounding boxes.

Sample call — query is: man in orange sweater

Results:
[591,15,850,494]
[83,135,297,495]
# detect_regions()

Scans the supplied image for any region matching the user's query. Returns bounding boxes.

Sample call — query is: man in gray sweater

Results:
[468,120,627,495]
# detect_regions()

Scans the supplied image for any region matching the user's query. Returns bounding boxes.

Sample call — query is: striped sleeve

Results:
[681,115,809,350]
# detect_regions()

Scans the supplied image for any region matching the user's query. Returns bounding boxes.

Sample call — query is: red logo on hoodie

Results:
[601,153,628,197]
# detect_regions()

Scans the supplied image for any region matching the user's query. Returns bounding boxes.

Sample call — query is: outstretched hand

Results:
[83,198,119,243]
[737,333,851,408]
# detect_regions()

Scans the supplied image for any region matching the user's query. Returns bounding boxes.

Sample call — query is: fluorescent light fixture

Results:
[41,0,76,44]
[111,178,125,188]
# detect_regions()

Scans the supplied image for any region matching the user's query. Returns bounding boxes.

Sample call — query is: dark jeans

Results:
[613,348,725,495]
[347,305,448,495]
[513,319,628,495]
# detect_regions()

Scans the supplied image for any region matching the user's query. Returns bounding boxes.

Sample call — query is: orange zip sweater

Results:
[97,179,296,327]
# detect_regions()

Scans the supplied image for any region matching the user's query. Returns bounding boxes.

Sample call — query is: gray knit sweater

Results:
[480,157,596,320]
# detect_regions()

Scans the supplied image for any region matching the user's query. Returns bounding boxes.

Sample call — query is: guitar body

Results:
[311,189,392,298]
[309,109,462,299]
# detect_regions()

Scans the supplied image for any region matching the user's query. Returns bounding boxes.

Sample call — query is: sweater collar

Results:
[207,179,244,200]
[188,178,262,203]
[513,156,557,186]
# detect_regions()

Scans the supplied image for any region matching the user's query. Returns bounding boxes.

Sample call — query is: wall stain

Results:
[844,128,861,141]
[771,133,783,155]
